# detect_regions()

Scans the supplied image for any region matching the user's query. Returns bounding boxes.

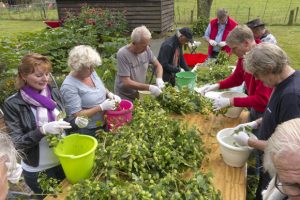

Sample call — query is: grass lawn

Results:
[0,20,45,37]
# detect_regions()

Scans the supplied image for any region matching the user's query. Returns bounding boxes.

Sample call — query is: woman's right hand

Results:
[99,99,116,111]
[40,121,72,135]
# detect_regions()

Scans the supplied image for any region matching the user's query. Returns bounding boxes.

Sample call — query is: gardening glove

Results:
[107,92,121,103]
[233,131,250,146]
[75,116,89,128]
[99,99,116,111]
[156,78,165,89]
[234,121,259,131]
[212,97,230,111]
[149,85,162,97]
[209,39,218,46]
[218,41,227,47]
[194,83,219,95]
[180,68,185,72]
[41,121,72,135]
[5,162,22,184]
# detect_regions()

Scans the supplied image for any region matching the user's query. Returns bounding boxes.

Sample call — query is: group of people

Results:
[0,8,298,200]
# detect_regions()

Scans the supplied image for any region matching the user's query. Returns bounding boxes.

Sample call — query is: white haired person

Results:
[0,133,22,199]
[2,53,86,195]
[233,43,300,200]
[263,118,300,200]
[114,25,164,101]
[61,45,120,136]
[158,27,192,86]
[204,8,238,58]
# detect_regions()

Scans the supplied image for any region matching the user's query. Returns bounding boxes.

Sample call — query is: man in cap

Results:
[157,27,192,86]
[246,18,277,44]
[204,8,238,58]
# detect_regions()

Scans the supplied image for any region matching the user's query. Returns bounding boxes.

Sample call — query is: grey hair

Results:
[263,118,300,177]
[226,25,254,44]
[244,43,289,76]
[217,8,228,19]
[131,25,152,43]
[0,132,19,172]
[67,45,102,72]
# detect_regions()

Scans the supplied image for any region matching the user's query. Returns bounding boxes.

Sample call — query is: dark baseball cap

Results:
[246,18,265,29]
[179,27,194,43]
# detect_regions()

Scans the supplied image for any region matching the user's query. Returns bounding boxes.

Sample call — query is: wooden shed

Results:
[55,0,174,33]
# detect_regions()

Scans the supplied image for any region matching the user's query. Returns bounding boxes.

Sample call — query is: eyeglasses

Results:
[275,174,300,197]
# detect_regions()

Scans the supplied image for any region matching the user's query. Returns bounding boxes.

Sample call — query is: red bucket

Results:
[105,100,133,130]
[44,20,61,28]
[183,53,208,67]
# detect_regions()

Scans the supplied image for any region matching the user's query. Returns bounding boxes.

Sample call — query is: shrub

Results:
[192,16,209,36]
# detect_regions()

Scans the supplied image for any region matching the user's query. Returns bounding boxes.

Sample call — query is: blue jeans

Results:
[23,165,65,198]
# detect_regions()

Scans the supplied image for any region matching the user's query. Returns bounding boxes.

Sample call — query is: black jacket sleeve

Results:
[159,45,180,73]
[179,48,190,71]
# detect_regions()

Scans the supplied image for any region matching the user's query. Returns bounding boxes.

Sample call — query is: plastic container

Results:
[175,71,197,90]
[54,134,98,183]
[220,91,248,118]
[138,90,152,100]
[217,128,257,167]
[106,99,133,130]
[183,53,208,67]
[43,20,61,28]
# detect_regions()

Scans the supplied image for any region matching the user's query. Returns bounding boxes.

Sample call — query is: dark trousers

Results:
[23,165,65,198]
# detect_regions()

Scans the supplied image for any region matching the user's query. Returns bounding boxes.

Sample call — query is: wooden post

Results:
[190,9,194,23]
[247,7,251,22]
[295,7,299,23]
[288,9,294,25]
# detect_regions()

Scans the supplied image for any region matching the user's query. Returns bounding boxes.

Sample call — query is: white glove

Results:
[212,97,230,111]
[193,41,201,46]
[234,121,259,130]
[6,162,22,184]
[209,39,218,46]
[75,116,89,128]
[149,85,162,97]
[180,68,185,72]
[218,41,227,47]
[233,131,250,146]
[156,78,165,89]
[194,83,219,95]
[99,99,116,111]
[41,121,72,135]
[107,92,121,103]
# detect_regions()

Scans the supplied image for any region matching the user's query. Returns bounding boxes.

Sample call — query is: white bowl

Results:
[216,128,256,167]
[220,91,247,118]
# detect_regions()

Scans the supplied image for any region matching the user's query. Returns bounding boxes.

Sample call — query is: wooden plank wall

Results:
[56,0,174,33]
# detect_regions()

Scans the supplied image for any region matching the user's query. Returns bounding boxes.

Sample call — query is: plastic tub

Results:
[106,99,133,130]
[220,91,248,118]
[175,71,197,90]
[43,20,61,28]
[183,53,208,67]
[54,134,98,183]
[217,128,257,167]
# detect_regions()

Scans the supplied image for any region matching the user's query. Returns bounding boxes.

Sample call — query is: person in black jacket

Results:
[158,27,193,86]
[2,53,87,196]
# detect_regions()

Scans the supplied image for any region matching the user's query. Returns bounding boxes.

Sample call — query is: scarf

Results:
[20,85,57,126]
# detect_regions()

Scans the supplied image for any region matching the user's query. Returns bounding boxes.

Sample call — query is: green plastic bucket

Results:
[176,71,197,89]
[54,134,98,184]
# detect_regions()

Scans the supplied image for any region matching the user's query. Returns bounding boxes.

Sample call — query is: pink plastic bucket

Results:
[105,100,133,130]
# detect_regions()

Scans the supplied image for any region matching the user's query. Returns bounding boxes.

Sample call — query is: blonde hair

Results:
[264,118,300,177]
[244,43,289,76]
[226,25,254,44]
[67,45,102,72]
[131,25,152,43]
[16,53,52,90]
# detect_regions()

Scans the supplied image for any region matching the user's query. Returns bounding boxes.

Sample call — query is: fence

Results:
[175,0,300,25]
[0,2,58,20]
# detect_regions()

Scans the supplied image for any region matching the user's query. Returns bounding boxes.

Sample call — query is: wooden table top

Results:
[45,111,249,200]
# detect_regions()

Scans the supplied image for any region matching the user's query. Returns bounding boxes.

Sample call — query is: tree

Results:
[197,0,213,19]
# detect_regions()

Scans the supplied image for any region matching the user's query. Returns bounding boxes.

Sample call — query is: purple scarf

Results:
[21,85,57,124]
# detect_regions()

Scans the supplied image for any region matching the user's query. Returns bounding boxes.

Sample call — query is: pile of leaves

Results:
[66,98,220,199]
[156,86,227,116]
[196,52,232,85]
